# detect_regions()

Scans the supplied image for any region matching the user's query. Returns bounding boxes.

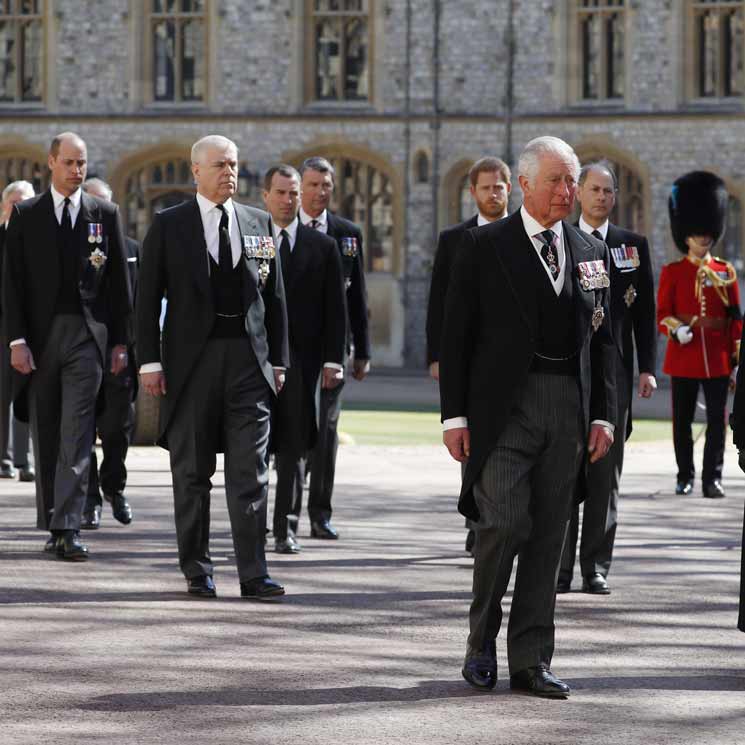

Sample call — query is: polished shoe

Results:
[556,577,571,594]
[465,529,475,556]
[240,576,285,600]
[510,664,570,699]
[187,575,217,598]
[57,531,89,561]
[675,480,693,495]
[17,466,35,482]
[105,493,133,524]
[0,463,16,479]
[581,572,610,594]
[462,641,497,691]
[310,519,338,539]
[43,534,58,554]
[702,480,726,499]
[275,534,301,554]
[80,505,101,530]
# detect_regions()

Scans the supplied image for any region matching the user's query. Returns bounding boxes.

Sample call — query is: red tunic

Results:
[657,255,742,379]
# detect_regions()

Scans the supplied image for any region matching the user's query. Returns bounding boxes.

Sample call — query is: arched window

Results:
[0,152,48,193]
[414,150,430,184]
[457,171,474,223]
[723,195,744,274]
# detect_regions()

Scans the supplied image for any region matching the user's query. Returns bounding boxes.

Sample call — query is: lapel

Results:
[563,220,597,344]
[604,223,622,281]
[178,198,210,296]
[233,202,261,304]
[288,222,314,295]
[325,212,339,240]
[37,190,60,282]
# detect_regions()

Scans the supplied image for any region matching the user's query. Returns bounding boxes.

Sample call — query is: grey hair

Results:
[191,135,238,164]
[1,179,34,204]
[299,156,335,180]
[518,136,580,185]
[578,159,618,190]
[82,177,113,201]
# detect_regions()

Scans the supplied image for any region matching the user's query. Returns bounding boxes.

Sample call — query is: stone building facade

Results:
[2,0,745,369]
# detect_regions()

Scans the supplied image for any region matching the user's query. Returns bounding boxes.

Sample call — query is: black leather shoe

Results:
[57,532,89,561]
[462,641,497,691]
[310,519,338,539]
[556,577,571,594]
[702,480,726,499]
[675,480,693,495]
[80,505,101,530]
[187,575,217,598]
[240,576,285,599]
[0,463,16,479]
[106,493,133,524]
[465,529,475,556]
[510,664,570,698]
[43,535,58,554]
[18,466,35,482]
[275,534,301,553]
[582,572,610,594]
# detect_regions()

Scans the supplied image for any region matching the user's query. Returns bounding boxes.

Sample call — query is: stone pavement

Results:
[1,436,744,745]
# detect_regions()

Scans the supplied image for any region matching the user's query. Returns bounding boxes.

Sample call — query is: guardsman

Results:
[558,160,657,595]
[657,171,741,499]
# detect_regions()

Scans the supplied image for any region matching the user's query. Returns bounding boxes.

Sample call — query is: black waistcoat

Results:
[208,254,245,337]
[55,219,82,315]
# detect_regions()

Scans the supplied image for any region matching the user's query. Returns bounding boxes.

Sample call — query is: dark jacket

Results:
[426,214,479,364]
[2,190,132,418]
[326,212,371,360]
[439,210,616,521]
[272,222,346,455]
[136,198,289,447]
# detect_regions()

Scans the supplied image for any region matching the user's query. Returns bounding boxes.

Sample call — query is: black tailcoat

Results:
[426,214,478,364]
[439,211,616,521]
[136,198,289,447]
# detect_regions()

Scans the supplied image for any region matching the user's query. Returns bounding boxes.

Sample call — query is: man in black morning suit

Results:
[298,156,371,540]
[137,135,289,600]
[559,161,657,595]
[440,137,616,698]
[262,164,346,554]
[426,156,512,555]
[80,178,140,531]
[3,133,132,561]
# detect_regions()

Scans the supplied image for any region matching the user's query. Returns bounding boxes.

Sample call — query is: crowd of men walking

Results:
[2,131,744,701]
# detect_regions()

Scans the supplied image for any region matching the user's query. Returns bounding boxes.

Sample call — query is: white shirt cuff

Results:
[139,362,163,374]
[443,417,468,431]
[323,362,343,370]
[9,338,26,348]
[591,419,615,434]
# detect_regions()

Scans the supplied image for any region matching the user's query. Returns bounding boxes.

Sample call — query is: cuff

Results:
[9,338,26,348]
[273,366,286,372]
[323,362,343,370]
[443,416,468,431]
[139,362,163,374]
[591,419,615,434]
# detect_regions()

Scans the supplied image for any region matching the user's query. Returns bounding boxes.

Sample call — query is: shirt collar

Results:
[520,205,563,242]
[51,185,82,210]
[477,211,507,227]
[579,216,609,240]
[273,216,299,244]
[299,206,327,228]
[196,192,234,220]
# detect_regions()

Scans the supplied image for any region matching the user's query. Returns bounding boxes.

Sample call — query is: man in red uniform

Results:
[657,171,741,498]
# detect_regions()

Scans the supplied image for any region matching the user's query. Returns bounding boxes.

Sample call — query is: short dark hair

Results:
[579,160,618,190]
[49,131,85,158]
[263,164,301,192]
[299,156,335,180]
[468,157,511,188]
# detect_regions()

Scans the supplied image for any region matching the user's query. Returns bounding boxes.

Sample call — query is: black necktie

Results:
[216,204,232,270]
[61,197,73,235]
[591,229,603,241]
[310,219,319,230]
[279,228,291,279]
[539,229,560,281]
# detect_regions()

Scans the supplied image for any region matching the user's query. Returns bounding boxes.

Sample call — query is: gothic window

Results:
[414,151,430,184]
[576,0,626,101]
[0,0,44,104]
[307,0,370,103]
[691,0,745,98]
[723,195,744,274]
[149,0,206,103]
[458,172,474,223]
[0,152,48,192]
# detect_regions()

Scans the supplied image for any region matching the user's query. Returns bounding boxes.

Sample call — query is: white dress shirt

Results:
[196,193,241,268]
[299,207,328,234]
[476,211,507,227]
[579,217,609,241]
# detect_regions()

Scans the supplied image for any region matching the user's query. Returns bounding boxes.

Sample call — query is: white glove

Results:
[673,325,693,345]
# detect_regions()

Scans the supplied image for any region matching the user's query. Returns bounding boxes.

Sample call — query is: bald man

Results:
[3,132,132,560]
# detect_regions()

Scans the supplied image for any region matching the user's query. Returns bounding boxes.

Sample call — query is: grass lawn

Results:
[339,410,689,447]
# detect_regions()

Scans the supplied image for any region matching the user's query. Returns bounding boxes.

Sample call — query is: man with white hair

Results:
[440,136,616,698]
[137,134,289,599]
[0,180,35,482]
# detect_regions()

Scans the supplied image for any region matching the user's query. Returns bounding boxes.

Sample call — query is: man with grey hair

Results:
[137,134,289,599]
[0,180,35,482]
[440,135,616,697]
[80,177,140,530]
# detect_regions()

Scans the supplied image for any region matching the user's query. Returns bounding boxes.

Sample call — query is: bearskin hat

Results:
[668,170,728,253]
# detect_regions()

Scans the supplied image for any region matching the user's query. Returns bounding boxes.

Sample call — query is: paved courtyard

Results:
[1,434,744,744]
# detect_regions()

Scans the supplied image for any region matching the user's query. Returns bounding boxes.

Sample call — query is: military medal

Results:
[88,223,103,244]
[591,306,604,332]
[89,247,107,269]
[341,236,358,257]
[577,260,610,291]
[624,284,637,308]
[610,244,640,271]
[242,235,275,288]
